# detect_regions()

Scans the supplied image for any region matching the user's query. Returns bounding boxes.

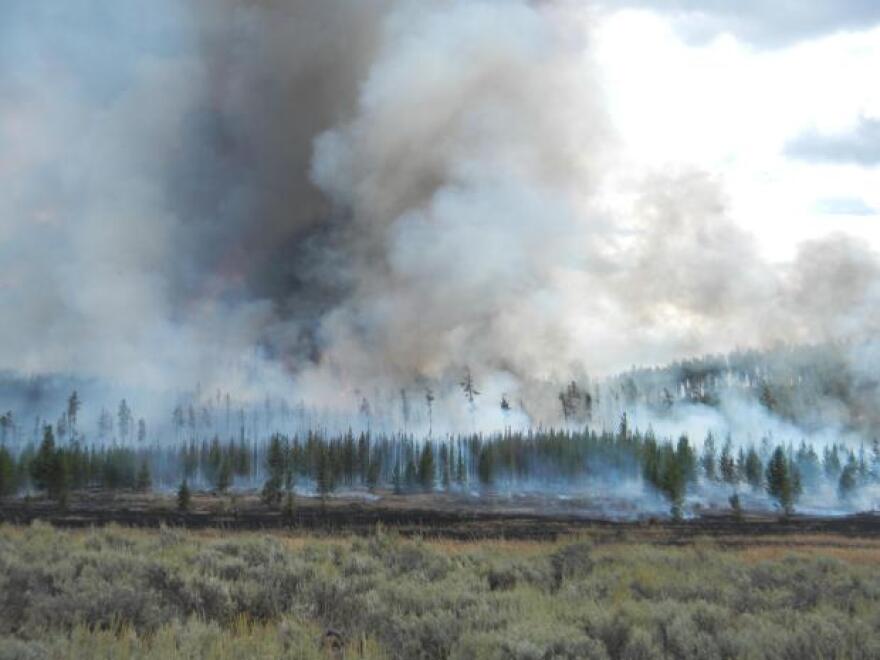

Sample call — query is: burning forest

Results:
[2,342,880,519]
[2,0,880,657]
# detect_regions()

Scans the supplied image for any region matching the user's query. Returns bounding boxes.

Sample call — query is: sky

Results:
[592,1,880,261]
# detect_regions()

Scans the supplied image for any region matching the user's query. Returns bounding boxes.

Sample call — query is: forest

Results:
[1,412,878,519]
[1,343,879,519]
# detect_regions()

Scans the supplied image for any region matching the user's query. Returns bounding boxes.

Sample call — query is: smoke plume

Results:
[2,0,879,428]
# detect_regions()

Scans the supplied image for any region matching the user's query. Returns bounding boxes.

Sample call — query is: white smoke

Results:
[1,0,879,434]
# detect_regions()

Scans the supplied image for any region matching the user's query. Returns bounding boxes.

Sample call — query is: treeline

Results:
[605,341,878,434]
[3,415,879,518]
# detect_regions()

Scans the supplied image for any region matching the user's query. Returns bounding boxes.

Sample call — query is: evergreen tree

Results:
[824,445,842,481]
[67,391,80,441]
[765,446,797,515]
[676,435,697,484]
[404,456,417,490]
[441,443,451,489]
[744,447,763,490]
[701,431,717,481]
[460,368,480,428]
[418,443,435,491]
[456,445,466,485]
[118,399,132,443]
[425,389,435,438]
[98,408,113,440]
[719,436,737,484]
[872,438,880,482]
[216,459,232,494]
[0,411,14,444]
[31,425,67,501]
[262,434,286,507]
[661,444,687,519]
[268,434,287,482]
[500,395,511,417]
[316,444,335,499]
[838,454,859,501]
[0,445,16,499]
[235,437,251,477]
[366,457,381,491]
[392,459,403,495]
[795,442,821,490]
[177,480,191,511]
[477,444,493,487]
[206,436,223,485]
[135,460,152,492]
[56,414,68,443]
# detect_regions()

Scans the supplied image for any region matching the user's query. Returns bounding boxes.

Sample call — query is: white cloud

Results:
[594,11,880,258]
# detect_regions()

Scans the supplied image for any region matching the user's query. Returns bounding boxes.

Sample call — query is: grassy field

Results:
[1,521,880,659]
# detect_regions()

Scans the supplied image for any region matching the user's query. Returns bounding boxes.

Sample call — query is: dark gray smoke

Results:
[2,0,879,431]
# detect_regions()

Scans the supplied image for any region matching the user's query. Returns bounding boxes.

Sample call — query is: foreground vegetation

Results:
[1,522,879,659]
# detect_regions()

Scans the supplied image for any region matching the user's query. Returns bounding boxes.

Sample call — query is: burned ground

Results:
[2,490,879,544]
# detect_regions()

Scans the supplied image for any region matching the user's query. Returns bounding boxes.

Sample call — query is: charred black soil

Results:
[2,490,879,543]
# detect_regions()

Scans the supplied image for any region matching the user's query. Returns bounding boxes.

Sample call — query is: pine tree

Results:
[31,425,66,501]
[824,445,842,480]
[460,368,480,429]
[392,459,403,495]
[136,461,152,492]
[0,445,16,499]
[366,457,380,491]
[67,391,80,441]
[745,447,763,490]
[456,446,466,485]
[765,446,797,515]
[177,480,191,511]
[118,399,132,443]
[262,434,286,507]
[425,389,435,438]
[676,435,697,484]
[477,444,493,488]
[701,431,717,481]
[216,459,232,494]
[719,436,737,484]
[661,444,686,519]
[418,443,435,492]
[315,442,335,500]
[0,411,14,444]
[98,408,113,440]
[838,454,859,501]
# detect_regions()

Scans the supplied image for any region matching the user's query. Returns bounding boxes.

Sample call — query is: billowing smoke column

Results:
[2,0,880,433]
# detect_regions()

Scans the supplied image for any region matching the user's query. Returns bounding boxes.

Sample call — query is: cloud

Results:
[598,0,880,46]
[815,197,877,216]
[786,117,880,166]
